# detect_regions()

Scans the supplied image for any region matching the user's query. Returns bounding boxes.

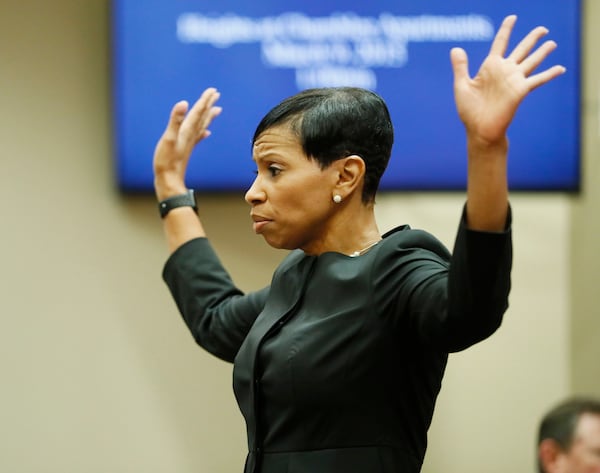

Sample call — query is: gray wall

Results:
[1,1,597,472]
[571,0,600,395]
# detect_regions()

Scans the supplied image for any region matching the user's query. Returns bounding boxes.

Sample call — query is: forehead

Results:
[253,125,303,158]
[573,413,600,446]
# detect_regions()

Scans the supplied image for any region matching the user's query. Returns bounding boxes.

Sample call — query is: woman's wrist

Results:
[465,134,509,232]
[154,174,187,201]
[466,132,508,155]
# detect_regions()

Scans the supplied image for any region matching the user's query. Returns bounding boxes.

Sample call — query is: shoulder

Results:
[379,225,451,262]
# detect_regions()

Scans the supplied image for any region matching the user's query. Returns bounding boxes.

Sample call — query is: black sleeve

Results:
[443,207,512,351]
[374,207,512,352]
[162,237,269,363]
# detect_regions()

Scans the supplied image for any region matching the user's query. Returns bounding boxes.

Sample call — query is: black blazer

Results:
[163,214,512,473]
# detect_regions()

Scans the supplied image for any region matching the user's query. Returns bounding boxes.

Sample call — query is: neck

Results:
[302,200,381,256]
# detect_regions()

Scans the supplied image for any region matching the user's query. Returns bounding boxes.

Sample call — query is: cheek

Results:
[589,456,600,473]
[278,188,329,220]
[270,197,330,245]
[573,451,600,473]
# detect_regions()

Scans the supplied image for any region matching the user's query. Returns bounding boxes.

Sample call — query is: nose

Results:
[244,175,266,205]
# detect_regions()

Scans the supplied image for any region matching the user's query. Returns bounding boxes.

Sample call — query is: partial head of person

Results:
[250,87,394,203]
[538,397,600,473]
[245,87,394,252]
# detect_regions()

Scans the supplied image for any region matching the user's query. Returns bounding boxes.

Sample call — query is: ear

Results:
[332,155,366,197]
[539,439,566,473]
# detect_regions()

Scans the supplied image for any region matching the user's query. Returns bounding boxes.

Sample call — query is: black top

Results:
[163,211,512,473]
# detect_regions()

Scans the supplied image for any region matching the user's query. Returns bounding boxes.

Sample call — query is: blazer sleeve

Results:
[374,207,512,353]
[442,208,512,351]
[162,237,269,363]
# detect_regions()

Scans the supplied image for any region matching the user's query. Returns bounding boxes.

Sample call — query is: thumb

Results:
[162,100,189,142]
[450,47,470,85]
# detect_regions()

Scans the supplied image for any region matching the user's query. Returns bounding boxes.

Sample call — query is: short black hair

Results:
[537,397,600,473]
[252,87,394,203]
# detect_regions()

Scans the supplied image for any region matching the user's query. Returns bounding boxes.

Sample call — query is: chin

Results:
[261,234,297,251]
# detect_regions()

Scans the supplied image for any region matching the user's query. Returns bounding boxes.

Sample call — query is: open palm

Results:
[153,87,222,198]
[451,15,566,145]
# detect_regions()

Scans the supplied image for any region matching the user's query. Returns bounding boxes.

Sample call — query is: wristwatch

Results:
[158,189,197,218]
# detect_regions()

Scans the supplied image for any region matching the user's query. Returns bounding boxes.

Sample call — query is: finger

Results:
[180,88,220,142]
[526,65,566,92]
[520,40,557,76]
[507,26,549,64]
[196,106,223,143]
[199,101,222,133]
[450,47,470,84]
[188,87,220,128]
[489,15,517,57]
[161,100,189,142]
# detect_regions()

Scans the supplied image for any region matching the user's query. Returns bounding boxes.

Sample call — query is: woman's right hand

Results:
[153,87,222,201]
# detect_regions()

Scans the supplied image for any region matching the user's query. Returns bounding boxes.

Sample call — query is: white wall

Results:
[0,1,596,472]
[571,0,600,396]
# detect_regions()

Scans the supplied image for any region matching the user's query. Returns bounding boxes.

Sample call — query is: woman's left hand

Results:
[450,14,566,146]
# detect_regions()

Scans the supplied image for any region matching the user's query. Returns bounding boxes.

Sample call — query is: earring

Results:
[333,194,342,204]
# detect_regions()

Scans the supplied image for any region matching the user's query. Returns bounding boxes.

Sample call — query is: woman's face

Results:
[245,125,339,252]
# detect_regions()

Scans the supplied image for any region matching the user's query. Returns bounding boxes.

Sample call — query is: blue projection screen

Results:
[112,0,580,192]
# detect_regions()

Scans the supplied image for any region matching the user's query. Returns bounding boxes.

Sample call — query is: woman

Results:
[153,15,565,473]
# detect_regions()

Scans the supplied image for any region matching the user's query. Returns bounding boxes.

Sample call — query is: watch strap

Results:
[158,189,197,218]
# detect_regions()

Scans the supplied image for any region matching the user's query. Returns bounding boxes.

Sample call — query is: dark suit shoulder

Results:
[380,225,451,262]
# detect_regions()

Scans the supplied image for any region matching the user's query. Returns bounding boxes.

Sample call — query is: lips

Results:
[251,213,272,233]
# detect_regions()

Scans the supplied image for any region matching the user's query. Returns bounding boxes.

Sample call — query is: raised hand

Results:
[450,15,566,146]
[153,87,222,200]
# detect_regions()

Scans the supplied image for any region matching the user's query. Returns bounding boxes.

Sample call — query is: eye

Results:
[268,165,282,177]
